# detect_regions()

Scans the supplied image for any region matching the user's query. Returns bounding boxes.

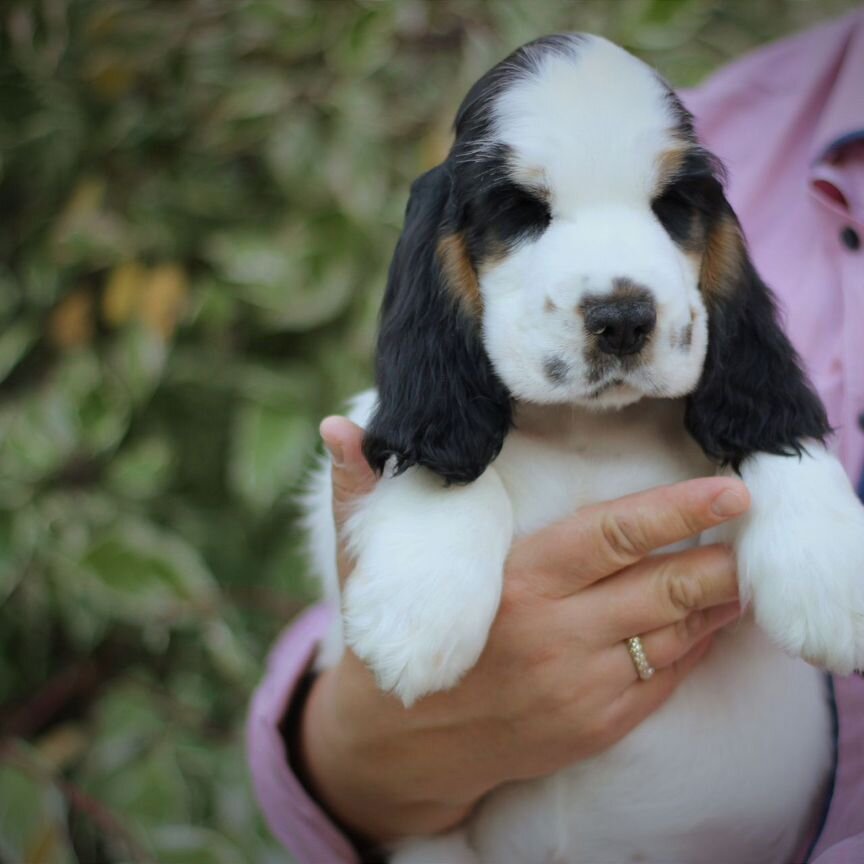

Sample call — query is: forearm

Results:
[246,607,361,864]
[298,660,473,846]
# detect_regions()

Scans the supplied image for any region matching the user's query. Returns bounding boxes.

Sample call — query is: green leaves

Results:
[148,826,245,864]
[1,0,851,860]
[0,757,74,864]
[229,401,317,510]
[0,351,130,494]
[0,318,38,383]
[75,680,282,862]
[205,221,357,331]
[106,436,174,500]
[76,520,218,625]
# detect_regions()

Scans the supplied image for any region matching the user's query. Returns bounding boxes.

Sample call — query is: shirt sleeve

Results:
[812,835,864,864]
[246,604,360,864]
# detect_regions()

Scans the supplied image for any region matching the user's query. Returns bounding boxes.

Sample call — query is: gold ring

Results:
[626,636,655,681]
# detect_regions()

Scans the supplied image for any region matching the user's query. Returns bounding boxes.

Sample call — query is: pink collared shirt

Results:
[248,11,864,863]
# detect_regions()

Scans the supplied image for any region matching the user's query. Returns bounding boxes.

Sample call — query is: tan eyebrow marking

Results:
[700,212,744,302]
[657,141,744,302]
[437,232,483,316]
[509,164,552,201]
[655,145,687,194]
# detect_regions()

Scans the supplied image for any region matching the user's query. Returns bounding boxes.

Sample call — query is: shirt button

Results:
[841,226,860,251]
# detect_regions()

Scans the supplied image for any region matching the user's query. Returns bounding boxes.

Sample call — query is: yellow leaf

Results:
[84,53,137,99]
[138,264,188,340]
[90,64,136,99]
[58,177,105,222]
[51,177,107,254]
[36,725,88,773]
[102,261,146,326]
[26,824,59,864]
[84,5,122,37]
[48,289,94,349]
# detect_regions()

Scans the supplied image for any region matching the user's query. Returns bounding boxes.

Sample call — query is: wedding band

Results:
[626,636,655,681]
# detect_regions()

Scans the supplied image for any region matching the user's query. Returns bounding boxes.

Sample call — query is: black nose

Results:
[583,297,656,356]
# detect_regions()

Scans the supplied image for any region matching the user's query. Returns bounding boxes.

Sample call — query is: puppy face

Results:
[449,35,715,409]
[363,34,828,483]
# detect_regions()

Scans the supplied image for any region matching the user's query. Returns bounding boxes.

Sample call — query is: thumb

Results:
[320,415,377,534]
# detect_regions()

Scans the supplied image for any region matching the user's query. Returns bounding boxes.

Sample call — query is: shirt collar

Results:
[810,8,864,164]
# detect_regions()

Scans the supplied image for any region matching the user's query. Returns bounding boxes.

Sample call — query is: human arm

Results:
[288,418,747,851]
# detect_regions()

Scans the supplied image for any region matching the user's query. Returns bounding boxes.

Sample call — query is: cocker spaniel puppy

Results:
[305,34,864,864]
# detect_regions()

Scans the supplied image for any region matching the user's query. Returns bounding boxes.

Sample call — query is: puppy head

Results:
[456,34,716,410]
[364,34,828,483]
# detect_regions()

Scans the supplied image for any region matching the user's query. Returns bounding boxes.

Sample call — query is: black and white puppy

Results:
[305,34,864,864]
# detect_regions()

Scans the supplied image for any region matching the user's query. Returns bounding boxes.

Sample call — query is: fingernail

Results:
[324,439,345,468]
[711,488,748,518]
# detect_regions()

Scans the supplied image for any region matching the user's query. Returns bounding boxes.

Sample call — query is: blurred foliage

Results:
[0,0,858,860]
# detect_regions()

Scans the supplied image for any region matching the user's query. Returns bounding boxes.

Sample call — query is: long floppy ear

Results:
[684,197,830,471]
[362,164,512,484]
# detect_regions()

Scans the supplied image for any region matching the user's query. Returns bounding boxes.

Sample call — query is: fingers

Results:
[605,634,714,734]
[320,416,377,587]
[581,544,740,642]
[320,416,377,531]
[611,601,740,688]
[512,477,750,595]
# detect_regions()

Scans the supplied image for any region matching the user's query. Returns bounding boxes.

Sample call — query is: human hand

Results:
[298,416,749,846]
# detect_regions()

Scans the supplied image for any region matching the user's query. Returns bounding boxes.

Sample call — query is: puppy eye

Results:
[652,181,702,242]
[486,183,552,243]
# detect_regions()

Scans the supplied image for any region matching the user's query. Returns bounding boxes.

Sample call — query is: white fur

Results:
[733,445,864,674]
[302,34,862,864]
[307,392,513,705]
[458,625,831,864]
[342,462,512,705]
[480,37,708,410]
[307,395,840,863]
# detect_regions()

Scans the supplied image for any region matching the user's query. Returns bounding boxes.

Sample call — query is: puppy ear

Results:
[685,198,830,471]
[362,164,512,484]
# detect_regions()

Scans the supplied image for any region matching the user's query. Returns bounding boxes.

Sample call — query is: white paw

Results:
[343,552,504,705]
[737,448,864,674]
[343,466,512,706]
[745,534,864,674]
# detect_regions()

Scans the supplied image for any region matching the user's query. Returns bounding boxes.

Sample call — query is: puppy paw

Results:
[343,550,505,705]
[342,466,512,706]
[747,545,864,674]
[737,449,864,674]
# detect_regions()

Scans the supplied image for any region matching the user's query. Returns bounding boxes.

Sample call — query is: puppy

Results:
[305,34,864,863]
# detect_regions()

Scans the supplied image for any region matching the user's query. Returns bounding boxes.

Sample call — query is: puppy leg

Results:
[343,464,513,706]
[733,444,864,673]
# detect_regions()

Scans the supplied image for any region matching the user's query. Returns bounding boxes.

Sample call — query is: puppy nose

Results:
[583,297,656,356]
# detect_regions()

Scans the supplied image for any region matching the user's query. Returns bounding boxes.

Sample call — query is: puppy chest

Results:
[471,628,832,864]
[496,406,711,537]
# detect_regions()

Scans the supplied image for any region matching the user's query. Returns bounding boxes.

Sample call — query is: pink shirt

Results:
[248,11,864,863]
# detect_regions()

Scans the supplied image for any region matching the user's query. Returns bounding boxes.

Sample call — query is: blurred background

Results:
[0,0,859,861]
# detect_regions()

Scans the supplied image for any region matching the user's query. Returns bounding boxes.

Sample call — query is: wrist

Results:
[292,664,379,851]
[299,659,471,845]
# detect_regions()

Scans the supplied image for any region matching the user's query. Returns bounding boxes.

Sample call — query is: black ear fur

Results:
[362,164,512,484]
[684,202,830,471]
